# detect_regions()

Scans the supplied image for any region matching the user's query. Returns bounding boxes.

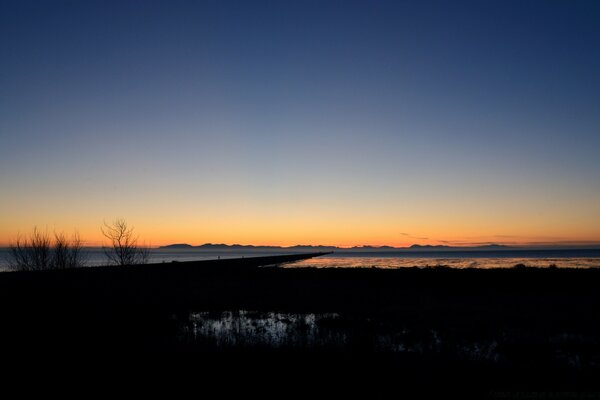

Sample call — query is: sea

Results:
[1,247,599,271]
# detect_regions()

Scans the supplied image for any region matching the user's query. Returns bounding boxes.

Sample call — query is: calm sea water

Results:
[0,248,282,271]
[1,248,599,271]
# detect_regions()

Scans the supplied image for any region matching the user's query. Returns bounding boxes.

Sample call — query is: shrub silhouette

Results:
[101,219,149,266]
[8,228,85,271]
[51,231,84,269]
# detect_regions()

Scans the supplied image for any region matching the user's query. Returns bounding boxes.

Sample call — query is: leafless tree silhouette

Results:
[51,231,85,269]
[101,219,149,266]
[8,228,85,271]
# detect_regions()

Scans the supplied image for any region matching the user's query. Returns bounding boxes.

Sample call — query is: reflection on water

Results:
[179,311,597,368]
[1,246,599,271]
[285,257,600,269]
[183,311,347,348]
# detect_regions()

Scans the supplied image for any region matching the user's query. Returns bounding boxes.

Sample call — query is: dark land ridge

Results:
[1,253,599,394]
[159,243,513,251]
[159,242,600,252]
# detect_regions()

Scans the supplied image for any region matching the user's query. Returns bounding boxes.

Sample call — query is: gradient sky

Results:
[1,0,599,247]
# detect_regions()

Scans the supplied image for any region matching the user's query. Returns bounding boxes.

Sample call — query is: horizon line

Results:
[2,241,599,250]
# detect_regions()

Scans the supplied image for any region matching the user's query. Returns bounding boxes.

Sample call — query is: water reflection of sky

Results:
[182,310,594,367]
[284,257,600,269]
[1,247,599,271]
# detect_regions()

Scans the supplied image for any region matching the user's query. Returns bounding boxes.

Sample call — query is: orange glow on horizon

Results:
[1,181,599,248]
[1,223,598,249]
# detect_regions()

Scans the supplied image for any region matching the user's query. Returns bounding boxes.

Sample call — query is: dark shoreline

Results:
[1,254,599,393]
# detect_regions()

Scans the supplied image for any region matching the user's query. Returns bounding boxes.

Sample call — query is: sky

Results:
[1,0,599,247]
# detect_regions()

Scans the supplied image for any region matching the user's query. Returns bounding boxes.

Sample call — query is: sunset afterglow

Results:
[1,1,599,248]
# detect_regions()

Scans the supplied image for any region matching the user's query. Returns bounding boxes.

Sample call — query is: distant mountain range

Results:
[159,243,515,252]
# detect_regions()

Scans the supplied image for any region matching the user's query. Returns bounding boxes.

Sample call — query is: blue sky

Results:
[1,0,599,246]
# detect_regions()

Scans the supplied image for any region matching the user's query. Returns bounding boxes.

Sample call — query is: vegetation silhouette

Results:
[8,228,84,270]
[101,218,149,266]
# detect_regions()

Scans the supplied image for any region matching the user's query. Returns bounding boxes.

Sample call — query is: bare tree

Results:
[8,228,84,271]
[101,219,149,266]
[51,231,85,269]
[8,228,51,271]
[8,234,30,270]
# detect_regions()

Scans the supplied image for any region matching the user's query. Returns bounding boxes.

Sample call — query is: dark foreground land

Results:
[1,253,599,396]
